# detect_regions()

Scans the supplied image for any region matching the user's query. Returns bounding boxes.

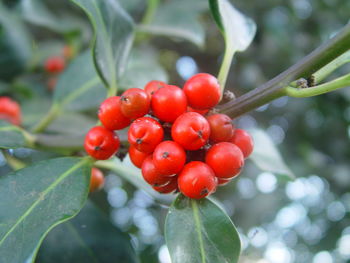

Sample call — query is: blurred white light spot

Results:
[275,203,307,228]
[237,178,257,199]
[158,245,171,263]
[265,242,293,263]
[111,207,131,229]
[256,104,269,112]
[256,172,277,193]
[327,201,346,222]
[312,251,333,263]
[133,190,154,208]
[237,115,257,129]
[176,56,198,80]
[292,0,313,19]
[248,227,268,247]
[266,125,285,144]
[108,187,128,208]
[272,97,288,108]
[338,235,350,259]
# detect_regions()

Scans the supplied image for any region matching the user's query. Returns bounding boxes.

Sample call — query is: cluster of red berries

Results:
[84,73,253,199]
[0,96,21,126]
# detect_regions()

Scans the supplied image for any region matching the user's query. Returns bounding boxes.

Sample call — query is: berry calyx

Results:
[90,168,105,192]
[144,80,167,97]
[120,88,150,119]
[205,142,244,179]
[151,85,187,123]
[0,96,21,126]
[183,73,220,110]
[153,176,178,194]
[178,161,217,199]
[153,141,186,175]
[98,96,131,131]
[206,114,234,143]
[171,112,210,150]
[129,145,150,168]
[141,156,171,186]
[84,126,120,160]
[128,117,164,153]
[230,129,254,158]
[44,56,65,74]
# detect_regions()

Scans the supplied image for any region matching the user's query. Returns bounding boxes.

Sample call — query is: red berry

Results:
[144,80,167,97]
[187,106,209,115]
[230,129,254,158]
[142,156,171,186]
[206,114,234,143]
[90,168,105,192]
[183,73,220,110]
[153,141,186,176]
[153,176,178,194]
[205,142,244,179]
[218,178,231,186]
[44,56,65,74]
[171,112,210,150]
[84,126,120,160]
[120,88,150,119]
[98,96,131,130]
[128,117,164,153]
[178,161,217,199]
[151,85,187,122]
[0,96,21,126]
[129,145,150,168]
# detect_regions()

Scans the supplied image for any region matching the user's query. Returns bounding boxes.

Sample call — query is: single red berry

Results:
[84,126,120,160]
[218,178,231,186]
[153,176,178,194]
[230,129,254,158]
[205,142,244,179]
[183,73,221,110]
[129,145,150,168]
[151,85,187,123]
[142,156,172,187]
[144,80,167,97]
[128,117,164,153]
[120,88,151,119]
[187,106,209,115]
[0,96,21,126]
[171,112,210,150]
[153,141,186,176]
[44,56,65,74]
[90,168,105,192]
[206,114,234,143]
[98,96,131,130]
[178,161,217,199]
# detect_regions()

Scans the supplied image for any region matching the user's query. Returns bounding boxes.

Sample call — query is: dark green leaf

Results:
[165,195,241,263]
[0,120,27,149]
[209,0,256,52]
[36,201,139,263]
[0,157,91,263]
[71,0,134,88]
[54,51,106,111]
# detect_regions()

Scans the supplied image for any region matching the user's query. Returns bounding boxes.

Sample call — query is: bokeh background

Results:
[1,0,350,262]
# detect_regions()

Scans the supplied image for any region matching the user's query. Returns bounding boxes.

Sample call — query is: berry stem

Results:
[217,46,235,98]
[141,0,160,25]
[2,150,26,170]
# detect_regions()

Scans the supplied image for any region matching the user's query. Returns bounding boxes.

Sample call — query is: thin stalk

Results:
[218,46,235,97]
[141,0,160,25]
[3,151,26,170]
[31,104,60,134]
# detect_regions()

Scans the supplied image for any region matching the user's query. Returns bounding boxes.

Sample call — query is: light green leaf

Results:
[70,0,135,88]
[165,195,241,263]
[0,120,30,149]
[0,157,91,263]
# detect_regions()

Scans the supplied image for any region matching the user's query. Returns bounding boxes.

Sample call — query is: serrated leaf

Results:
[249,128,295,179]
[71,0,134,88]
[209,0,256,52]
[36,201,139,263]
[0,157,91,263]
[165,195,241,263]
[53,51,106,111]
[0,120,27,149]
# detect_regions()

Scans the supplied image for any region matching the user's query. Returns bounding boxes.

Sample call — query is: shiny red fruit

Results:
[44,56,65,74]
[178,161,217,199]
[129,145,150,168]
[153,176,178,194]
[84,126,120,160]
[205,142,244,179]
[153,141,186,176]
[230,129,254,158]
[183,73,220,110]
[206,114,234,143]
[128,117,164,153]
[90,168,105,192]
[151,85,187,123]
[142,156,171,186]
[171,112,210,150]
[144,80,167,97]
[98,96,131,130]
[120,88,150,119]
[218,178,232,186]
[0,96,21,126]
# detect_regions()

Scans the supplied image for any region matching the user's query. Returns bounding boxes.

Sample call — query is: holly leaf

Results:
[0,120,29,149]
[0,157,91,263]
[165,195,241,263]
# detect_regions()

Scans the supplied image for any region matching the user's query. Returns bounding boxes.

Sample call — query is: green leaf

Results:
[249,128,295,179]
[0,157,91,263]
[209,0,256,52]
[54,51,106,111]
[165,195,241,263]
[120,47,168,90]
[70,0,135,88]
[36,201,139,263]
[139,0,206,47]
[0,120,28,149]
